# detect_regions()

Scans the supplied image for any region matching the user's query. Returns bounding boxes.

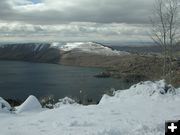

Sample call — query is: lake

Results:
[0,61,133,103]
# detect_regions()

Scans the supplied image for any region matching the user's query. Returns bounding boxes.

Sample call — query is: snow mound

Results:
[54,97,77,108]
[0,97,11,112]
[51,42,129,56]
[100,80,178,104]
[126,80,176,96]
[16,95,42,113]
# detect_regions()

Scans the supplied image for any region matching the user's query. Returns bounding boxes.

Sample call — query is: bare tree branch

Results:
[150,0,180,82]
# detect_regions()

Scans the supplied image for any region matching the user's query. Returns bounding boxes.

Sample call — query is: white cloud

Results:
[2,0,154,24]
[0,22,150,43]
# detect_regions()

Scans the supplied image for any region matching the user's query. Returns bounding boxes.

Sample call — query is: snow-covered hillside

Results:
[51,42,129,56]
[0,43,50,52]
[0,42,128,63]
[0,42,128,56]
[0,80,180,135]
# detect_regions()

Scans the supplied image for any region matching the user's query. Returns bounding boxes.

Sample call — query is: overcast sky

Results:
[0,0,154,44]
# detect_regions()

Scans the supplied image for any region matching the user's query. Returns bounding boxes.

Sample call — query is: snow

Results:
[54,97,77,108]
[0,97,11,112]
[50,42,63,48]
[33,44,41,51]
[50,42,129,56]
[100,80,177,104]
[33,44,46,52]
[0,80,180,135]
[0,42,128,56]
[16,95,42,113]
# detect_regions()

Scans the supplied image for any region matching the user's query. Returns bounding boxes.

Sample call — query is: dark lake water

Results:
[0,61,133,102]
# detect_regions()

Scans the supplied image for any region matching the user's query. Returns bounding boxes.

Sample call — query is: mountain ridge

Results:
[0,42,128,63]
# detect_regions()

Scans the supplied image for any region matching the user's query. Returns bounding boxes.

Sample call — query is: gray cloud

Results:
[0,1,16,20]
[0,0,155,43]
[0,0,154,24]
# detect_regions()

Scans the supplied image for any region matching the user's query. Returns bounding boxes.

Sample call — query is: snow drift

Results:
[0,80,180,135]
[54,97,77,108]
[100,80,177,104]
[0,97,11,112]
[16,95,42,113]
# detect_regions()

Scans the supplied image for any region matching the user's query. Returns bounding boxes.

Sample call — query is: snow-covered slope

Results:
[51,42,129,56]
[0,43,60,63]
[0,80,179,135]
[0,43,50,52]
[0,42,128,64]
[100,80,176,104]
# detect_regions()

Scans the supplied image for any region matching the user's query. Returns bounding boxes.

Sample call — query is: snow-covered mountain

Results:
[51,42,129,56]
[0,42,128,64]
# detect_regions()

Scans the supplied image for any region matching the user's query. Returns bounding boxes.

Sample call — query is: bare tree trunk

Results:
[150,0,179,83]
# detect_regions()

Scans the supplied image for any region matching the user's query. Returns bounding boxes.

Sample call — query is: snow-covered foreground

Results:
[0,80,180,135]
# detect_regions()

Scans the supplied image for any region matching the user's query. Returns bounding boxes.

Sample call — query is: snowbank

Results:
[54,97,77,108]
[0,80,180,135]
[100,80,177,104]
[16,95,42,113]
[0,97,11,112]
